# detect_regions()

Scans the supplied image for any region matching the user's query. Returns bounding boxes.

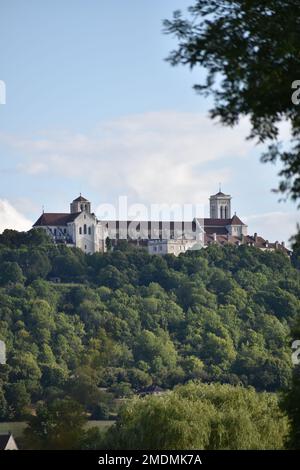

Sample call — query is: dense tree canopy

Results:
[0,230,298,428]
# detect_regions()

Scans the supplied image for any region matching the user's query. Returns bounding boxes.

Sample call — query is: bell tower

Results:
[209,189,231,219]
[70,194,91,214]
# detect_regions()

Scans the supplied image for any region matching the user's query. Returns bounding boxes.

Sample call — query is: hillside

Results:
[0,229,299,420]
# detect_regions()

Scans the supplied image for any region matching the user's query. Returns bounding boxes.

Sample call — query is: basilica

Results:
[33,191,289,256]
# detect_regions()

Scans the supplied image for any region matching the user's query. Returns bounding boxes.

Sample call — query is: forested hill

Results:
[0,229,299,420]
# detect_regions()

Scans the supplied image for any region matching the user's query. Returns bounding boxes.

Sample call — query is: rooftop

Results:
[33,212,81,227]
[210,191,231,198]
[0,433,17,450]
[73,195,89,202]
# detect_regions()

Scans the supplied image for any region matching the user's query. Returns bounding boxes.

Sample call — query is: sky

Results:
[0,0,298,245]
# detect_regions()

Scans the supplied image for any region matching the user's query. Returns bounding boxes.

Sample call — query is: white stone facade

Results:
[32,192,288,257]
[148,239,203,256]
[33,196,107,254]
[209,191,232,219]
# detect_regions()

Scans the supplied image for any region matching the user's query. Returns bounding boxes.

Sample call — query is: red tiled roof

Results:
[229,215,246,225]
[204,226,229,235]
[205,232,291,254]
[33,212,81,227]
[205,233,239,244]
[203,218,231,226]
[202,216,246,226]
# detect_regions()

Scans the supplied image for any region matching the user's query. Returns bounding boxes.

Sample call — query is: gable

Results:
[0,434,18,450]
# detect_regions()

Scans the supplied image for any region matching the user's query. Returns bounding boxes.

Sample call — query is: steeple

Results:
[70,195,91,214]
[209,190,231,219]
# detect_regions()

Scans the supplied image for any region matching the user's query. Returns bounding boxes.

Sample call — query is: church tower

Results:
[209,190,231,219]
[70,195,91,214]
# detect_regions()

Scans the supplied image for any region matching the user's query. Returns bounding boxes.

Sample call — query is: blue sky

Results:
[0,0,298,244]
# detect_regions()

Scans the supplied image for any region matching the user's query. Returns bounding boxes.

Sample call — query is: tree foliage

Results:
[164,1,300,201]
[0,232,298,448]
[104,382,289,450]
[23,399,86,450]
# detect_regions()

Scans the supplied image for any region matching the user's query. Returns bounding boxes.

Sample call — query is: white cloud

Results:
[0,199,32,233]
[1,111,253,206]
[244,211,299,246]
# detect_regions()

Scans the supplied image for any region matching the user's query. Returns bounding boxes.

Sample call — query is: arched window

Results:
[79,227,82,235]
[84,224,87,235]
[88,226,91,235]
[224,206,228,218]
[220,206,223,218]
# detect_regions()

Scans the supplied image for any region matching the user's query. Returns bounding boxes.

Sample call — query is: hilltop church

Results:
[33,191,289,256]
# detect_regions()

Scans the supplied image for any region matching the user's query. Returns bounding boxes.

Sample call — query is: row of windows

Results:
[49,227,67,236]
[48,226,92,237]
[79,224,92,235]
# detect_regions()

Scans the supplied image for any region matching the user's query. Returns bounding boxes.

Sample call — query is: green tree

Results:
[0,385,8,419]
[134,329,178,379]
[23,398,86,449]
[21,250,51,281]
[79,426,105,450]
[5,381,31,419]
[104,383,288,450]
[51,248,85,280]
[0,262,24,286]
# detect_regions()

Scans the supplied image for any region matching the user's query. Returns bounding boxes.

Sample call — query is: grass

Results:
[0,421,26,437]
[86,420,115,431]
